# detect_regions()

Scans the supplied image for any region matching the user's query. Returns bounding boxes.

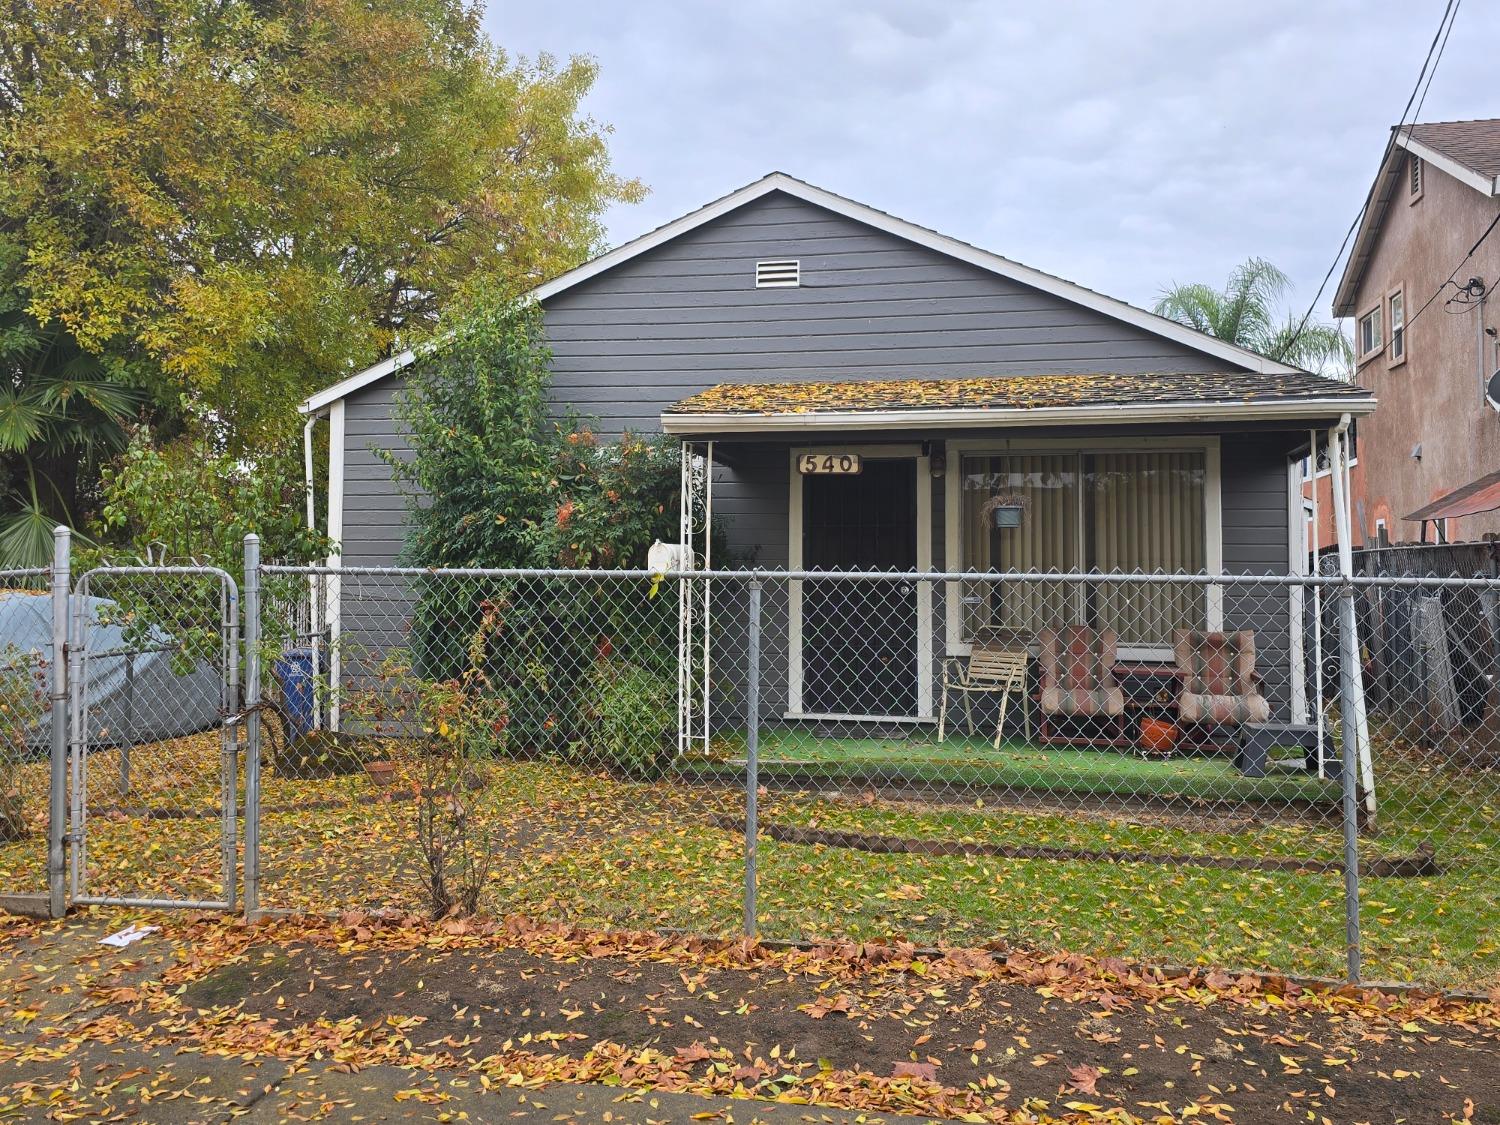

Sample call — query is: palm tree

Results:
[0,314,140,566]
[1153,258,1352,376]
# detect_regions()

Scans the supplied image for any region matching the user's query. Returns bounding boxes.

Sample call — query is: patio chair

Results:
[1173,630,1270,739]
[1036,626,1126,744]
[937,644,1031,748]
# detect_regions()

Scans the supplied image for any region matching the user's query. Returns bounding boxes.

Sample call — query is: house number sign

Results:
[797,452,863,475]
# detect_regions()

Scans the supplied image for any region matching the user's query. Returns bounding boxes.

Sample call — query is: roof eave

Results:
[1334,131,1500,318]
[660,397,1377,435]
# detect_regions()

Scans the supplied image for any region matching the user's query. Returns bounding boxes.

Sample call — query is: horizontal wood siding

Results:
[341,382,413,569]
[1220,432,1298,717]
[542,191,1233,438]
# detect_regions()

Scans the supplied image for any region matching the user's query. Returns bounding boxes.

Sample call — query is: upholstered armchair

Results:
[1037,626,1126,743]
[1173,630,1270,728]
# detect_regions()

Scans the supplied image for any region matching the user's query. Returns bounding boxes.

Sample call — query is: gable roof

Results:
[1404,120,1500,184]
[662,371,1373,434]
[301,172,1298,415]
[1334,120,1500,318]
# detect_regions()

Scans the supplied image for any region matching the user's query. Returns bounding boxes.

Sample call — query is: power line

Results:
[1281,0,1460,368]
[1411,0,1458,126]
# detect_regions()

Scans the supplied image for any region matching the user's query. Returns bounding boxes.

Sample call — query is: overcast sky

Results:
[486,1,1489,325]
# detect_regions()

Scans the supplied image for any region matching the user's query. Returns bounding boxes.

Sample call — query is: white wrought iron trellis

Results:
[678,440,713,756]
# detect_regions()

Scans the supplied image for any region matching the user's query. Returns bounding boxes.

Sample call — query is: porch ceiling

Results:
[662,372,1375,435]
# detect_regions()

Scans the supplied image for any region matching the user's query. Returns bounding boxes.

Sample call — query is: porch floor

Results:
[688,729,1339,807]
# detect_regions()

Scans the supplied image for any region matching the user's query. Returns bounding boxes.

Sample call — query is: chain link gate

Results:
[69,566,241,909]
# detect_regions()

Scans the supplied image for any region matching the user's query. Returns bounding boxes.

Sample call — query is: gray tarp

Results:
[0,591,223,754]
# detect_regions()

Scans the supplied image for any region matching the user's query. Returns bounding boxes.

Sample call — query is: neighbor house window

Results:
[959,450,1207,647]
[1358,305,1383,360]
[1388,289,1406,363]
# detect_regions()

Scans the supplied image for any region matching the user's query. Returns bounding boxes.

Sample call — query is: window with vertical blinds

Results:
[960,450,1208,646]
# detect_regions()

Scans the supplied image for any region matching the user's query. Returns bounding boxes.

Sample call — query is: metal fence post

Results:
[1336,582,1363,985]
[47,525,69,919]
[744,578,761,938]
[242,534,261,917]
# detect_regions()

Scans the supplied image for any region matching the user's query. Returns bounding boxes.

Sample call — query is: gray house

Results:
[301,173,1373,735]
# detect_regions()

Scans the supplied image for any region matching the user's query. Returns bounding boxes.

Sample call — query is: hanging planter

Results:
[981,494,1028,529]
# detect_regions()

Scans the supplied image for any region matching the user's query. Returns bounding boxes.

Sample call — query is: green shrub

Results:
[583,660,675,778]
[386,297,682,745]
[274,730,367,779]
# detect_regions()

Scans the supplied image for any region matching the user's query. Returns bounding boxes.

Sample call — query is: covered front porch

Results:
[664,373,1375,791]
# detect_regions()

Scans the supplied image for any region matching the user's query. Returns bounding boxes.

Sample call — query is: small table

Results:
[1036,663,1179,749]
[1236,722,1342,780]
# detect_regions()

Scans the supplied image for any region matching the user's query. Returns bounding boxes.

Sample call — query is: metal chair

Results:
[938,644,1031,748]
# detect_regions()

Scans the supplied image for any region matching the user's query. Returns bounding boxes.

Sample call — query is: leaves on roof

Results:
[666,372,1372,416]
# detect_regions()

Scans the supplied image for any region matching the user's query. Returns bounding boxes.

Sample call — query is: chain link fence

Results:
[3,542,1497,991]
[0,567,55,905]
[235,561,1499,990]
[249,563,748,934]
[68,566,240,909]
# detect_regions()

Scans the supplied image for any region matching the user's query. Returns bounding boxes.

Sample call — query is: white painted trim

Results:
[941,436,1223,655]
[303,347,420,415]
[301,171,1305,415]
[326,399,345,731]
[787,451,803,714]
[326,400,345,569]
[663,396,1373,435]
[916,453,934,718]
[1397,135,1500,198]
[782,712,935,725]
[1205,440,1224,632]
[787,444,931,719]
[1336,132,1500,317]
[1288,452,1309,724]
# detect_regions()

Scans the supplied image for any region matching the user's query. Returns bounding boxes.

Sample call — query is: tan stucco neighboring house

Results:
[1330,118,1500,546]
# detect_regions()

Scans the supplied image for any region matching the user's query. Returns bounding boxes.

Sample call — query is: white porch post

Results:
[1328,415,1377,820]
[676,440,713,757]
[701,441,713,756]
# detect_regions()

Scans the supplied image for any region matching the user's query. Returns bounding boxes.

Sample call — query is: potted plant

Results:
[981,494,1028,529]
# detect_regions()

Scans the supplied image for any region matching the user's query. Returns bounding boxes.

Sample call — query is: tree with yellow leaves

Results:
[0,0,642,562]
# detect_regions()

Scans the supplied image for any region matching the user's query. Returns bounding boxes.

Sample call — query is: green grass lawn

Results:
[680,728,1339,807]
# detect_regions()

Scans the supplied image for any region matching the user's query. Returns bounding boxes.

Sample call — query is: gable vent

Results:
[755,259,800,288]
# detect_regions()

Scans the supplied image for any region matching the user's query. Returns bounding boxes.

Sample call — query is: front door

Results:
[801,457,919,717]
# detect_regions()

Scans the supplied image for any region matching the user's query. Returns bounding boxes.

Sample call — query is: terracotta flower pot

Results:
[1139,717,1178,755]
[364,760,397,786]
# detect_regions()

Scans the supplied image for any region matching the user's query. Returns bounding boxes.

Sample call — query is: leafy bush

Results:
[387,296,682,755]
[388,296,680,572]
[272,730,367,780]
[582,660,675,778]
[96,427,330,570]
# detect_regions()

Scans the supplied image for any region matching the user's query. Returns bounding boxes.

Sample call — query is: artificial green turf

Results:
[680,728,1339,806]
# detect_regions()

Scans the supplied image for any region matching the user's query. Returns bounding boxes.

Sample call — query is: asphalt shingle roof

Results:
[1407,120,1500,181]
[665,372,1373,415]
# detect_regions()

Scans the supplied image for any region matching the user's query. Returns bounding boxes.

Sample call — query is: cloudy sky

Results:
[486,2,1487,326]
